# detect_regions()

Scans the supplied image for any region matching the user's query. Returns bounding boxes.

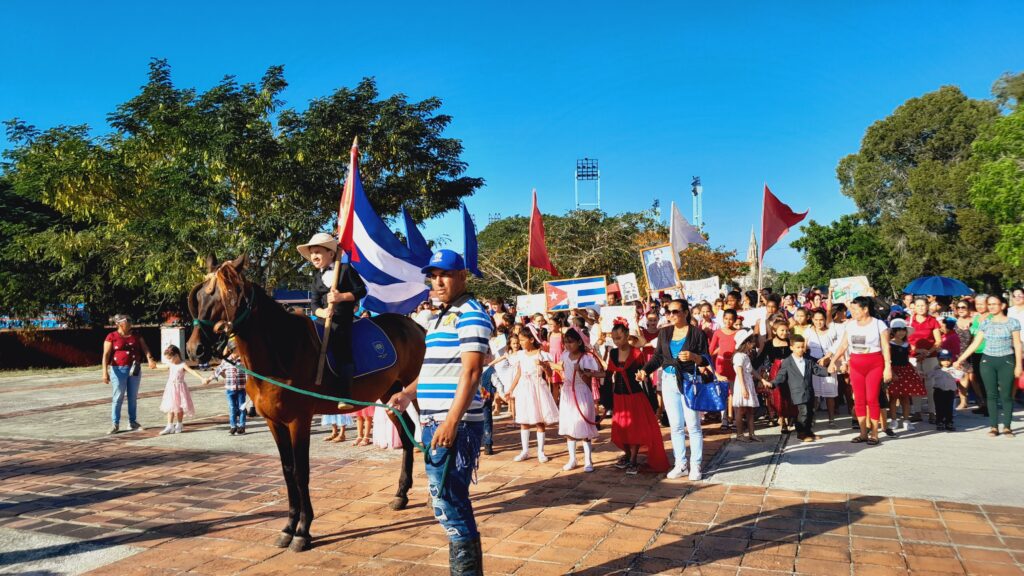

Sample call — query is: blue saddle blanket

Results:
[313,319,397,379]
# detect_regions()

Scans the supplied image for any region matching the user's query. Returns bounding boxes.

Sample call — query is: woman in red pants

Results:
[830,296,892,445]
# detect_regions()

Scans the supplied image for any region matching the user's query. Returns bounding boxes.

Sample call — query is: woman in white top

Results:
[830,296,892,445]
[805,308,840,426]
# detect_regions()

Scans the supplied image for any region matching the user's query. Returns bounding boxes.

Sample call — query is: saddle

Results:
[313,319,397,379]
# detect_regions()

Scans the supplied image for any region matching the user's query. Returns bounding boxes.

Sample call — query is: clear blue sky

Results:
[3,1,1022,273]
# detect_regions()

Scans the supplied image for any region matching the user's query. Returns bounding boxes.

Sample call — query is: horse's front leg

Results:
[287,416,314,552]
[390,408,417,511]
[268,420,300,548]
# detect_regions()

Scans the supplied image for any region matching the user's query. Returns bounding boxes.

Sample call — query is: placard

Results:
[616,273,642,303]
[640,244,679,293]
[544,276,608,312]
[515,294,546,317]
[829,276,874,304]
[681,276,721,305]
[600,306,639,333]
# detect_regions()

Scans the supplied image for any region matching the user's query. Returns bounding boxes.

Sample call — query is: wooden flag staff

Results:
[315,136,358,395]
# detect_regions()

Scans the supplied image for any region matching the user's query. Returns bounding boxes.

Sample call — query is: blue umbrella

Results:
[904,276,974,297]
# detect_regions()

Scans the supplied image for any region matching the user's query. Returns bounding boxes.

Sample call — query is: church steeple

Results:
[741,227,759,289]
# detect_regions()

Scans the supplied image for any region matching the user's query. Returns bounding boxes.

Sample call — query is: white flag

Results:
[670,201,706,266]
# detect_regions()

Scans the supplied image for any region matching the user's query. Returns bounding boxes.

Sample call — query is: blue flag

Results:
[401,206,433,263]
[462,203,482,278]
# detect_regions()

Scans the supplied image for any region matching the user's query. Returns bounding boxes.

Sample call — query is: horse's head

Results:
[186,254,252,363]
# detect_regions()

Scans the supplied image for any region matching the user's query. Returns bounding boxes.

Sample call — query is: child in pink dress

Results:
[552,328,600,472]
[507,326,558,462]
[157,345,203,435]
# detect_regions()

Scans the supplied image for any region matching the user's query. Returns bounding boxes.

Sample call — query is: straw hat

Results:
[734,329,755,349]
[297,233,338,261]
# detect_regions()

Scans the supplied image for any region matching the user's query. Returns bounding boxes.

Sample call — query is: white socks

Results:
[564,440,578,470]
[582,440,593,469]
[520,429,530,452]
[537,432,548,462]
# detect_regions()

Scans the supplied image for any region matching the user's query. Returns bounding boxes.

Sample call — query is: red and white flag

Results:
[336,138,361,262]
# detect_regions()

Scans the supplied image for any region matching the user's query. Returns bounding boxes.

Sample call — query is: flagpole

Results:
[527,190,533,294]
[757,181,765,305]
[316,136,357,392]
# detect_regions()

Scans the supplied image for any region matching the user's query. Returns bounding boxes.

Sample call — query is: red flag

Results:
[760,184,807,263]
[528,189,558,276]
[337,138,360,262]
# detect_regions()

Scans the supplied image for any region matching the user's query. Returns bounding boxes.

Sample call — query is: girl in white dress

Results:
[731,330,761,442]
[506,325,558,462]
[551,328,600,472]
[156,345,203,435]
[487,330,522,418]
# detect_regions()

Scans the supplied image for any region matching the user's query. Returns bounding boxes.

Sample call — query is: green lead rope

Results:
[221,358,430,454]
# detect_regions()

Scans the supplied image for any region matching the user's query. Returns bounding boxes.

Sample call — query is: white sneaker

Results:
[688,466,703,481]
[904,420,914,431]
[538,453,550,463]
[513,451,530,462]
[159,425,174,436]
[667,463,689,480]
[174,423,183,434]
[562,459,577,471]
[583,462,594,473]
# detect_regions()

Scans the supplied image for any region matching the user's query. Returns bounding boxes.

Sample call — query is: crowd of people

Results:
[407,285,1023,476]
[102,278,1024,473]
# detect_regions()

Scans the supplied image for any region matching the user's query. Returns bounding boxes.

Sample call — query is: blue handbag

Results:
[680,354,729,412]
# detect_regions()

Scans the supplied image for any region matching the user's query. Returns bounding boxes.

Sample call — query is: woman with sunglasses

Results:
[956,294,1022,437]
[953,299,976,410]
[636,299,707,481]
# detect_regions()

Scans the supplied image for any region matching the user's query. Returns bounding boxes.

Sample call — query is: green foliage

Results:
[1,60,481,322]
[474,209,662,300]
[969,103,1024,279]
[789,215,898,296]
[833,85,1004,292]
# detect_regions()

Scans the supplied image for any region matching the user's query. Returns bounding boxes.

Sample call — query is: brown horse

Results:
[185,255,425,552]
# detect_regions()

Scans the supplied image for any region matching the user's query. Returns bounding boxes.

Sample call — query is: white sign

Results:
[516,294,546,317]
[600,306,639,333]
[616,273,642,303]
[681,276,721,305]
[829,276,874,304]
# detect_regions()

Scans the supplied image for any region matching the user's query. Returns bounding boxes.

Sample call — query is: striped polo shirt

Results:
[417,292,492,425]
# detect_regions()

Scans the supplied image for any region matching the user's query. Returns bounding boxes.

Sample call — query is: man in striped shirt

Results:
[388,249,489,575]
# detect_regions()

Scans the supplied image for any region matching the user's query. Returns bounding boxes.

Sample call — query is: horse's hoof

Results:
[274,532,294,548]
[289,535,311,552]
[390,496,409,511]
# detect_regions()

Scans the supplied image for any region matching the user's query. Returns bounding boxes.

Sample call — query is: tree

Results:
[472,208,746,302]
[993,72,1024,112]
[835,85,1003,291]
[675,245,747,285]
[1,60,481,322]
[969,101,1024,279]
[474,208,667,300]
[789,214,899,297]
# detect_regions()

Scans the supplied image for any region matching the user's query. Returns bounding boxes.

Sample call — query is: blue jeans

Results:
[226,389,247,428]
[109,365,141,426]
[481,399,494,447]
[422,420,483,543]
[661,371,703,471]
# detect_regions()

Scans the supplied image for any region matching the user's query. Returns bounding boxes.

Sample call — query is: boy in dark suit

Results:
[767,334,830,442]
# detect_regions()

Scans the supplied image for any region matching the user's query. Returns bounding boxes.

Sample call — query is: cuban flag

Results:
[341,141,431,314]
[544,276,608,312]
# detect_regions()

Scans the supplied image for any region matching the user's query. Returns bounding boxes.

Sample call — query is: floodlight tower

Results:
[691,176,703,231]
[575,158,600,209]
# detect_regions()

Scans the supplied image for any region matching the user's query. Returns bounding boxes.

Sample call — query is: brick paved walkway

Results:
[1,428,1022,575]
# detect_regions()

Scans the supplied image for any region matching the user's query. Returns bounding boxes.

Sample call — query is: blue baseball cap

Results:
[938,349,954,360]
[421,249,466,274]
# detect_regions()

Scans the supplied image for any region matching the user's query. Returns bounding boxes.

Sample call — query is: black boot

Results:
[484,444,494,456]
[449,536,483,575]
[334,363,355,409]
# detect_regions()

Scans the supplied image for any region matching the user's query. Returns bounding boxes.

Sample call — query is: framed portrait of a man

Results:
[640,244,679,293]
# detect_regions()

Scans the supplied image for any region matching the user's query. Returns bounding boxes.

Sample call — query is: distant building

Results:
[738,227,759,290]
